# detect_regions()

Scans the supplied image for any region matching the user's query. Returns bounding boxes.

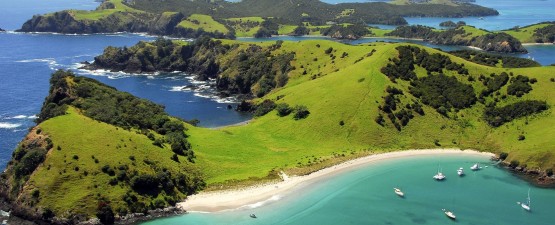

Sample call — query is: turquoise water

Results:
[142,154,553,225]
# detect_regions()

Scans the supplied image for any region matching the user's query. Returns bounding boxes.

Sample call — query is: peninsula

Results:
[18,0,498,39]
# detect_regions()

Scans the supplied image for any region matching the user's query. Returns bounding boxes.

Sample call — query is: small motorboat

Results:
[470,163,480,171]
[442,209,456,220]
[457,167,464,176]
[250,214,257,218]
[394,188,404,197]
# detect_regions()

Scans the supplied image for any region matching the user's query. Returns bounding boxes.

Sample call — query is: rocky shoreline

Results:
[490,156,555,188]
[0,203,187,225]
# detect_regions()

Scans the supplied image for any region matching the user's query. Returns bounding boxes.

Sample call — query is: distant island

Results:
[2,36,554,224]
[18,0,498,39]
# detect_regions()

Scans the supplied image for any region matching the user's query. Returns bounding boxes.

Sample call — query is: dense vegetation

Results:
[439,20,466,28]
[132,0,498,25]
[387,25,527,53]
[321,24,371,40]
[87,38,295,98]
[532,24,555,43]
[0,70,204,224]
[19,0,499,37]
[381,45,467,82]
[450,50,540,68]
[484,100,548,127]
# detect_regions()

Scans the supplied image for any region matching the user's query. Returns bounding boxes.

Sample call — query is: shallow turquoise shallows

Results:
[142,154,553,225]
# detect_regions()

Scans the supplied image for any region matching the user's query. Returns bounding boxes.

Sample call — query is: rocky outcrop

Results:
[472,33,528,53]
[0,28,5,32]
[84,37,295,97]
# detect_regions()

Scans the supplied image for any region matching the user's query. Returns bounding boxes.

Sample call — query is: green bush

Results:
[499,152,508,160]
[509,160,520,168]
[253,100,276,117]
[276,103,292,117]
[14,148,46,179]
[293,105,310,120]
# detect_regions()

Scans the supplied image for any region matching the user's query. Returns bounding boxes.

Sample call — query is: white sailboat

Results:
[517,189,531,211]
[433,165,446,180]
[457,167,464,176]
[394,188,404,197]
[470,163,480,171]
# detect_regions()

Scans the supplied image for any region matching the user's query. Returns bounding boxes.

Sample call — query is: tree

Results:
[96,202,115,225]
[292,25,309,36]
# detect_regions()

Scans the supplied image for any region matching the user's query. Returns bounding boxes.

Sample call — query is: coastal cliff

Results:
[387,25,528,53]
[83,37,295,98]
[0,70,205,224]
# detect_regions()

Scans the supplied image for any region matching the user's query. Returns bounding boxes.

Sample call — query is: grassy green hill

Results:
[2,39,554,223]
[180,40,555,186]
[177,14,229,34]
[0,71,204,223]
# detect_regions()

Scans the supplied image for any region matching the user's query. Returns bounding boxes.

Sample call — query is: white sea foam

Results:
[7,115,36,120]
[11,115,27,119]
[0,122,22,129]
[240,195,281,209]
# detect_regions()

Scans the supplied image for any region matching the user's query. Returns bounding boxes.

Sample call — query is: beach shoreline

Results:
[177,149,494,213]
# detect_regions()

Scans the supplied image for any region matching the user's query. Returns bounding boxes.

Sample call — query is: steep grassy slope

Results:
[177,14,229,33]
[180,40,555,185]
[0,71,204,223]
[504,22,555,43]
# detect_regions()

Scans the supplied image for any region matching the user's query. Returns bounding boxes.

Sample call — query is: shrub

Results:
[339,120,345,126]
[73,155,79,160]
[518,135,525,141]
[293,105,310,120]
[253,100,276,117]
[276,103,292,117]
[96,202,115,225]
[42,208,55,220]
[129,155,135,161]
[31,189,40,198]
[547,168,554,177]
[375,114,385,126]
[509,160,520,168]
[14,148,46,179]
[499,152,509,160]
[171,153,179,162]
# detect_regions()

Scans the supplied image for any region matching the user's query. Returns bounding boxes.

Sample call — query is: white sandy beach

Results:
[177,149,494,212]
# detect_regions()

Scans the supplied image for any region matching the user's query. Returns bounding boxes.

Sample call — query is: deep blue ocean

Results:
[0,1,554,224]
